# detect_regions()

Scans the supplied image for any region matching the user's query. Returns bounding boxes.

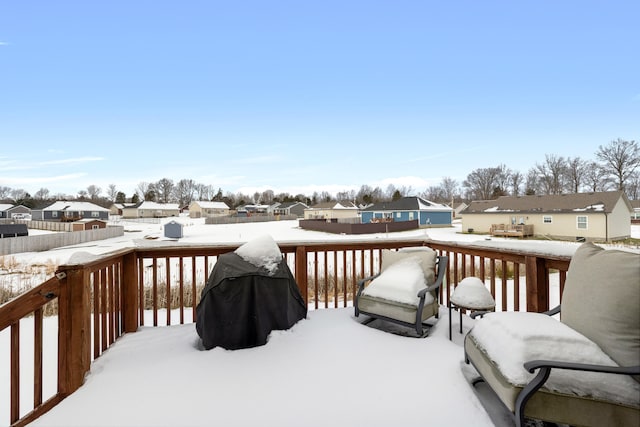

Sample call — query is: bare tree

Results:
[86,185,101,199]
[106,184,118,201]
[261,189,275,204]
[34,187,50,200]
[596,138,640,191]
[136,182,150,200]
[625,171,640,200]
[565,157,588,193]
[463,166,504,200]
[535,154,566,195]
[584,161,612,192]
[0,186,11,199]
[509,171,523,196]
[155,178,174,203]
[440,177,459,202]
[10,188,27,201]
[174,179,196,206]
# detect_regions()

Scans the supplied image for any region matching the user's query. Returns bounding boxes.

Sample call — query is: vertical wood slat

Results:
[525,255,549,313]
[342,251,347,307]
[93,275,100,359]
[100,269,107,353]
[350,250,356,306]
[107,267,114,345]
[179,257,184,324]
[152,258,158,327]
[11,321,19,424]
[490,259,496,298]
[191,256,197,322]
[324,251,328,308]
[166,257,171,326]
[514,263,521,312]
[333,251,338,308]
[501,260,508,312]
[138,258,145,326]
[34,307,43,408]
[559,270,567,304]
[313,251,319,309]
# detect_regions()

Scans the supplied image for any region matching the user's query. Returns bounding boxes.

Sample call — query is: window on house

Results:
[543,216,552,224]
[408,212,414,220]
[396,212,401,218]
[92,225,100,230]
[92,211,99,217]
[577,216,588,229]
[52,212,58,218]
[511,216,517,225]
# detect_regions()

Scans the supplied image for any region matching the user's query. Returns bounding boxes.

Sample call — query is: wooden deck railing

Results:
[0,239,572,426]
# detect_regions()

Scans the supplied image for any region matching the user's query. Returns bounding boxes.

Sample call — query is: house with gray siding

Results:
[33,201,109,222]
[0,204,31,219]
[360,197,453,227]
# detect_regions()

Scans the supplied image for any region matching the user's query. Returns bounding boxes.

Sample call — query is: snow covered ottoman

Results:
[464,242,640,427]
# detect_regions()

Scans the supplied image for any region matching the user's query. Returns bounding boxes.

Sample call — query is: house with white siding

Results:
[188,201,230,218]
[122,201,180,219]
[460,191,632,242]
[303,201,359,220]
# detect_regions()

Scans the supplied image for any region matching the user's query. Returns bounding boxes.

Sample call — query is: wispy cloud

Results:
[0,41,9,46]
[40,156,105,166]
[0,173,88,185]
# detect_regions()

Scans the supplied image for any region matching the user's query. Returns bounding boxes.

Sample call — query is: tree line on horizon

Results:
[1,138,638,210]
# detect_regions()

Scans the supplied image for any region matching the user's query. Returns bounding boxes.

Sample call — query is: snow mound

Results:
[234,234,282,275]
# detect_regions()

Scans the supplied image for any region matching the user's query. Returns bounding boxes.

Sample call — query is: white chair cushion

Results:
[363,257,431,306]
[381,247,436,284]
[468,311,640,407]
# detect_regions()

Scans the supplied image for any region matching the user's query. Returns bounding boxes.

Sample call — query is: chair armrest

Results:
[418,255,448,298]
[543,305,561,316]
[356,273,380,295]
[524,360,640,376]
[514,359,640,425]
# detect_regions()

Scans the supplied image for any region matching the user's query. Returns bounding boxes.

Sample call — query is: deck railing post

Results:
[121,251,139,333]
[525,255,549,313]
[295,245,308,304]
[57,266,91,396]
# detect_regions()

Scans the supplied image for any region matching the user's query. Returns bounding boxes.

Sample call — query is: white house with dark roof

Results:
[122,201,180,219]
[303,201,360,220]
[460,191,632,242]
[360,196,453,227]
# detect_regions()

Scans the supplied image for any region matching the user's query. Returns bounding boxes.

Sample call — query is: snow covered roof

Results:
[0,204,14,211]
[43,201,109,212]
[362,196,452,212]
[192,201,229,209]
[308,201,358,210]
[463,191,631,215]
[130,201,180,210]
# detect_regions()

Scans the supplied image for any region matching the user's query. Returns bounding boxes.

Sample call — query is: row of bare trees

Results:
[1,139,638,209]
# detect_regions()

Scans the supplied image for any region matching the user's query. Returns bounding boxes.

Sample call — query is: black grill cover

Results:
[196,252,307,350]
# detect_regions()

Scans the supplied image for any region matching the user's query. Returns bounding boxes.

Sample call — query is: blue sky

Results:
[1,0,638,199]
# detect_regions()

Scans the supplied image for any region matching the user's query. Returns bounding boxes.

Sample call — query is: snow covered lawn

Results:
[28,307,493,427]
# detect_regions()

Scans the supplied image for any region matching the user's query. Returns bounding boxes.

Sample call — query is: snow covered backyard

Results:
[1,218,639,426]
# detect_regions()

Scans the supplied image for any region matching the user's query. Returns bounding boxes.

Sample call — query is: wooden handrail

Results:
[1,239,573,427]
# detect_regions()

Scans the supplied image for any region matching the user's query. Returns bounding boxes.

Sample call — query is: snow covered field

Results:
[1,218,639,426]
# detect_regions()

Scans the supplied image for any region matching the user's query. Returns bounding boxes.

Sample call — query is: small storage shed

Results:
[72,219,108,231]
[164,220,183,239]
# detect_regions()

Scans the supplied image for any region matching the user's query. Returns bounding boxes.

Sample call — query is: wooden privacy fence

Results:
[1,239,572,426]
[0,226,124,256]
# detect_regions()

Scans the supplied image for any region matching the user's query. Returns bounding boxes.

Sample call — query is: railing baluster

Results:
[166,257,171,326]
[11,321,20,424]
[34,307,43,408]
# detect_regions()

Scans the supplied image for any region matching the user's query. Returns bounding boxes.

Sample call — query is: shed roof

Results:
[462,191,631,214]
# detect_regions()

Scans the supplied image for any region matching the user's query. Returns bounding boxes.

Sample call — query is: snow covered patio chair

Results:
[354,247,448,337]
[464,242,640,427]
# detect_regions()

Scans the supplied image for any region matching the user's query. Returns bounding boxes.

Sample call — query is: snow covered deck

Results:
[29,308,498,427]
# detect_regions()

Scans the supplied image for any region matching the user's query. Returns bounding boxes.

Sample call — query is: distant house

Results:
[0,204,31,220]
[631,200,640,223]
[121,201,180,219]
[188,201,230,218]
[461,191,633,242]
[453,202,468,218]
[303,201,360,220]
[360,197,453,227]
[272,202,308,218]
[236,204,270,217]
[71,219,108,231]
[32,201,109,222]
[109,203,136,216]
[0,223,28,238]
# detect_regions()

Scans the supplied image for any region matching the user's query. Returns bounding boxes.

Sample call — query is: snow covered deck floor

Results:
[29,308,501,427]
